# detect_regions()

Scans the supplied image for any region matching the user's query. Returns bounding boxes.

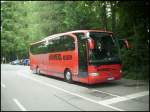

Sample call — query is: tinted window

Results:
[63,35,75,51]
[47,37,60,52]
[47,35,75,53]
[90,32,119,60]
[30,35,75,54]
[30,42,47,54]
[30,41,47,54]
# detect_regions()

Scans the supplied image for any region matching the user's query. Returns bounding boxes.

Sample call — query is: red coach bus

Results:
[29,30,123,84]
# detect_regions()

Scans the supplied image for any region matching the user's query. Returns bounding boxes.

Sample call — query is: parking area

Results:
[1,64,149,111]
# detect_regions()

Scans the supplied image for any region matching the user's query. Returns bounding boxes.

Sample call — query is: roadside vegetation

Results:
[1,1,149,80]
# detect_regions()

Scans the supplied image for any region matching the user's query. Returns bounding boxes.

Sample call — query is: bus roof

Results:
[30,30,113,45]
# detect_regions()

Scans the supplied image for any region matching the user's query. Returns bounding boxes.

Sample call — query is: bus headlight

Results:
[120,70,122,73]
[89,72,99,76]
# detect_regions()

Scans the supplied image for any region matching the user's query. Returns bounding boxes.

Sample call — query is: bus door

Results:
[78,34,88,78]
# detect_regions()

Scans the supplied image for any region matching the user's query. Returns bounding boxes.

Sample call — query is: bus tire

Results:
[32,68,37,74]
[36,67,40,75]
[64,70,72,83]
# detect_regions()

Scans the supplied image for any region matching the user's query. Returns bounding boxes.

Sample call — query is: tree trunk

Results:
[103,1,107,30]
[110,1,116,32]
[100,1,107,30]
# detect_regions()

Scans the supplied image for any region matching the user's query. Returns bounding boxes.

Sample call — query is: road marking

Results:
[1,83,6,88]
[99,91,149,105]
[13,98,27,111]
[92,89,121,97]
[18,73,124,111]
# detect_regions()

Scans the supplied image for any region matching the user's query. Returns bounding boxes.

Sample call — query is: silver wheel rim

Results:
[37,68,40,74]
[33,69,36,74]
[66,72,71,80]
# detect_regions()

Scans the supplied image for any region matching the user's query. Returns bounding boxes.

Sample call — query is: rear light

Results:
[89,72,99,76]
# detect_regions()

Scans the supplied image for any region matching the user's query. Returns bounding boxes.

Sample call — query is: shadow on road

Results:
[37,72,149,91]
[37,73,123,89]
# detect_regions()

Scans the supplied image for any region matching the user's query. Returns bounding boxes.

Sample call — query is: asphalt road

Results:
[1,64,149,111]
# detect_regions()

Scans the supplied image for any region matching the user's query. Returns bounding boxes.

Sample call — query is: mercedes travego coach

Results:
[29,30,124,84]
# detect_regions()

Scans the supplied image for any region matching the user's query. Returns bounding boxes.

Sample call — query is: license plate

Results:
[107,77,114,81]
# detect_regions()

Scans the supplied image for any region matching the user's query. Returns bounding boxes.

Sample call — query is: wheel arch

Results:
[64,68,70,76]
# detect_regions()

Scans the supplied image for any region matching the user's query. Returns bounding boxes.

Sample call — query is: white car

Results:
[11,60,20,65]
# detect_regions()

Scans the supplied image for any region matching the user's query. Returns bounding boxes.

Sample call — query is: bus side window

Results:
[63,35,75,51]
[37,41,47,54]
[53,37,60,52]
[31,42,44,54]
[54,36,64,52]
[47,35,75,53]
[48,39,54,52]
[59,36,65,51]
[50,39,56,52]
[47,36,64,52]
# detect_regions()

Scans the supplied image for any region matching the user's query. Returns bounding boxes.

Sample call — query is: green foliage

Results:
[1,1,149,80]
[116,1,149,80]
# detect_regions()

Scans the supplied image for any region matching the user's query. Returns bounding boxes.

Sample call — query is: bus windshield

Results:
[89,32,121,65]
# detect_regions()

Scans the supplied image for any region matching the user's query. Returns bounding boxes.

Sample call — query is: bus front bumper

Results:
[88,72,122,84]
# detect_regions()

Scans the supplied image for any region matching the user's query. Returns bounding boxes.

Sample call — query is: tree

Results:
[1,1,149,80]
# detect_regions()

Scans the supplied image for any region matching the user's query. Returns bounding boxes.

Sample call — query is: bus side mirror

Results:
[88,39,94,49]
[118,38,131,49]
[124,39,130,49]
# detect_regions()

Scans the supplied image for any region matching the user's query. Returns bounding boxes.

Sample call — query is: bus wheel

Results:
[36,67,40,75]
[64,70,72,83]
[32,68,37,74]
